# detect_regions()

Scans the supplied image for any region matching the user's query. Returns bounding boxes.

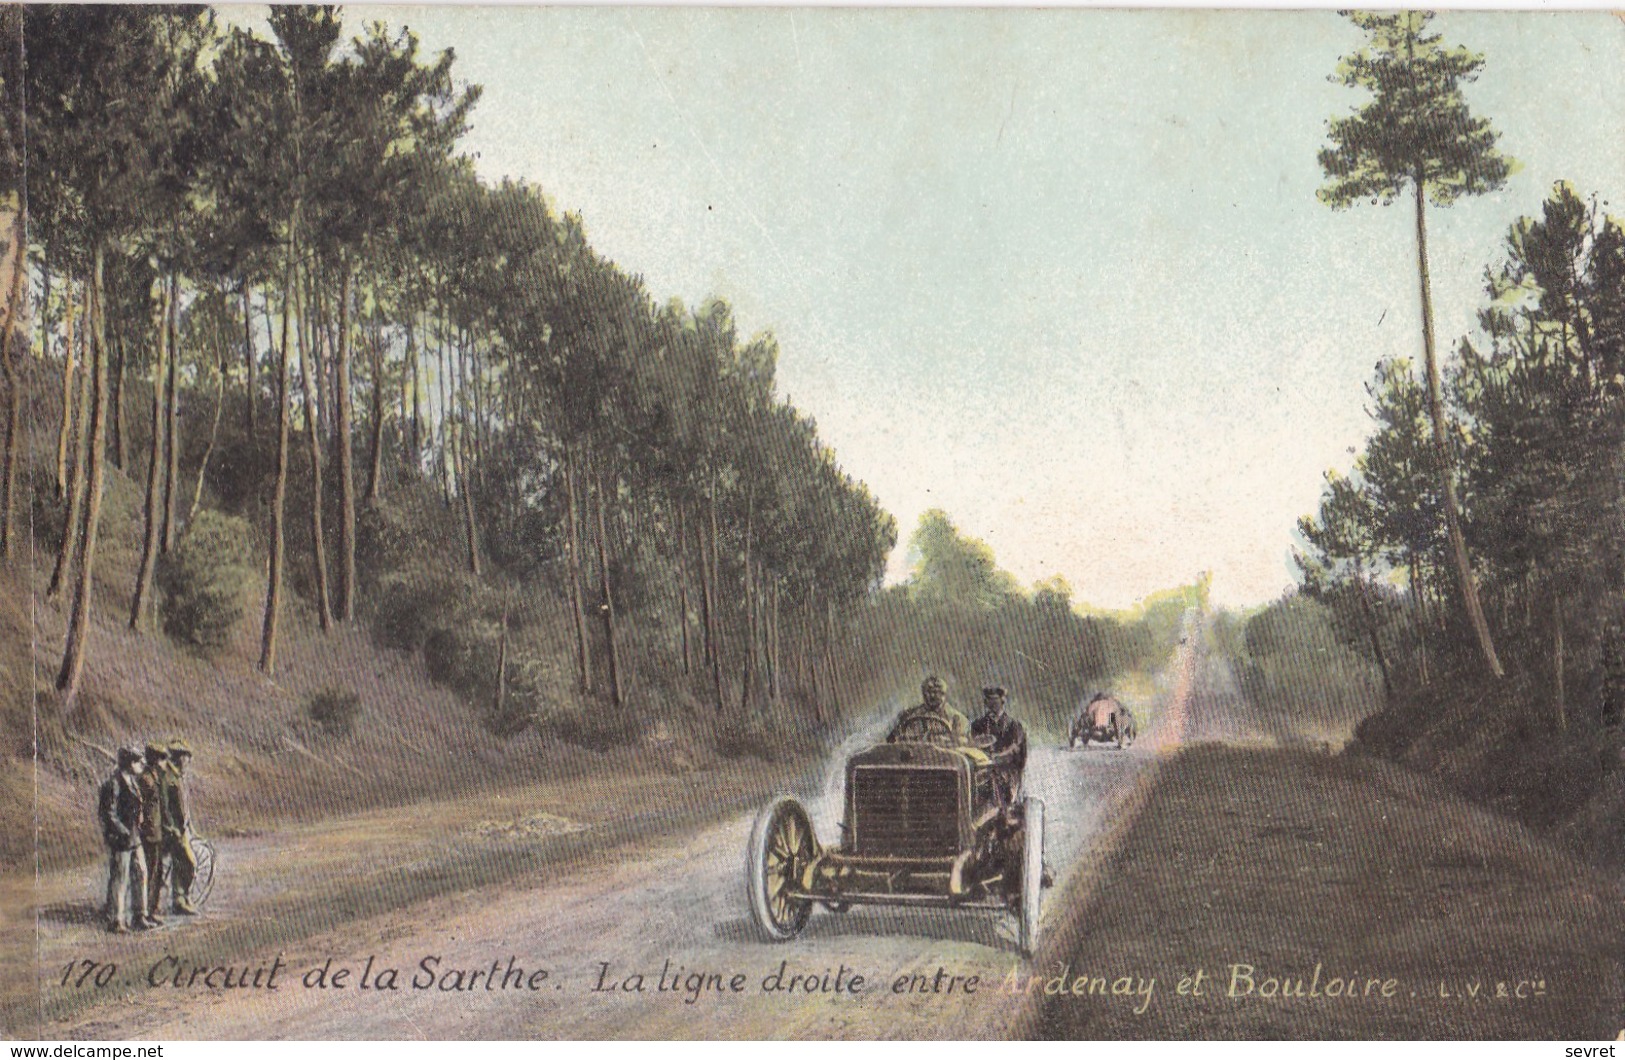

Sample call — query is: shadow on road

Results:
[713,905,1016,952]
[37,900,101,927]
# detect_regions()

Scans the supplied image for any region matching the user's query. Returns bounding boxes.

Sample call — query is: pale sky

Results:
[272,7,1625,608]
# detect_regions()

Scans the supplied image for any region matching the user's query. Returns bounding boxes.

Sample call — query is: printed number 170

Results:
[60,960,117,988]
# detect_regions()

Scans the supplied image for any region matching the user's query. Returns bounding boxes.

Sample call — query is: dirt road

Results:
[32,641,1196,1040]
[28,615,1620,1040]
[37,752,1168,1038]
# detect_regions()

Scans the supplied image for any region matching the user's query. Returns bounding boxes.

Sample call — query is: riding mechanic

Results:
[971,686,1028,804]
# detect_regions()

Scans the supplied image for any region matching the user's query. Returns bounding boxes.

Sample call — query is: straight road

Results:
[41,642,1197,1039]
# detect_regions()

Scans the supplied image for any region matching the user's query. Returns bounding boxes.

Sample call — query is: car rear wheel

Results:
[747,795,816,942]
[1018,797,1044,957]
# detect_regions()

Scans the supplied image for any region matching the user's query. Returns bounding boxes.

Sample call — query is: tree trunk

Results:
[187,337,225,525]
[241,286,256,446]
[1414,177,1504,679]
[366,321,384,505]
[259,246,296,675]
[129,280,171,632]
[452,417,480,576]
[768,578,780,701]
[594,459,624,710]
[458,327,476,505]
[1553,592,1566,733]
[47,299,91,600]
[805,597,823,722]
[261,283,277,408]
[564,446,592,694]
[160,273,180,554]
[57,246,108,703]
[0,211,25,563]
[824,599,841,716]
[468,342,485,493]
[494,604,509,717]
[436,315,451,505]
[1353,572,1394,704]
[309,270,330,446]
[335,265,356,620]
[677,502,692,676]
[706,487,725,712]
[739,488,755,713]
[1410,554,1430,686]
[398,326,411,471]
[696,501,714,669]
[111,331,128,471]
[296,276,333,633]
[50,266,74,501]
[408,315,421,461]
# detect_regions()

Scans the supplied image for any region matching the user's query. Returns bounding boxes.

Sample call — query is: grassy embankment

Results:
[1034,744,1623,1040]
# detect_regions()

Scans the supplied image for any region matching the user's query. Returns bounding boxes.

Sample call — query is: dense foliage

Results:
[157,509,256,651]
[1300,182,1625,732]
[846,510,1170,739]
[2,6,897,736]
[1297,11,1624,863]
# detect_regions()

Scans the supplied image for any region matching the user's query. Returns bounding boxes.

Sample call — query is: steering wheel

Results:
[894,714,956,745]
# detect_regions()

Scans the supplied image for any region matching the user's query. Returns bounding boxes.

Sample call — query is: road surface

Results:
[37,639,1197,1039]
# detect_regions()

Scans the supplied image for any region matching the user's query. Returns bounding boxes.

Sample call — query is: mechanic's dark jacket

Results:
[971,710,1028,771]
[98,769,143,851]
[162,765,190,839]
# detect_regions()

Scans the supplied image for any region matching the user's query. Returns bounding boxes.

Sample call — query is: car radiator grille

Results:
[851,766,960,856]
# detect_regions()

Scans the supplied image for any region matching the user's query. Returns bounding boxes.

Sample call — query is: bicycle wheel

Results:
[189,838,216,908]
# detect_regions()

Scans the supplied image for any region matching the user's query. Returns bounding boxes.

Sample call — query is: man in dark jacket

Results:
[138,744,168,926]
[97,747,150,933]
[163,739,198,915]
[971,686,1028,805]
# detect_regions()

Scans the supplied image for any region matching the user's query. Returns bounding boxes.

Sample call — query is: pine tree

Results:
[1319,11,1515,678]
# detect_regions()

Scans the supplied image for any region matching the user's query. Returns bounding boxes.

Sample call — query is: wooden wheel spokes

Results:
[764,808,807,927]
[747,795,816,941]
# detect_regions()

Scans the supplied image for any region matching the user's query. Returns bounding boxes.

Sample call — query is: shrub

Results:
[424,618,503,705]
[548,698,647,751]
[357,500,422,594]
[372,564,483,653]
[307,686,362,736]
[159,510,256,652]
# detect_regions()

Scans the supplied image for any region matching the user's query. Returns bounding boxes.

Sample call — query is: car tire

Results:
[747,795,816,942]
[1019,796,1044,957]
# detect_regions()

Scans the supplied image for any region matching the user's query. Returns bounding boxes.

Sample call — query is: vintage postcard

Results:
[2,5,1622,1042]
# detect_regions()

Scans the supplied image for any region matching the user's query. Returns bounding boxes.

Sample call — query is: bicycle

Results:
[158,833,217,910]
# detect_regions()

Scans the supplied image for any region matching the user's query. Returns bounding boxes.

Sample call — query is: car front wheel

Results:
[746,795,816,942]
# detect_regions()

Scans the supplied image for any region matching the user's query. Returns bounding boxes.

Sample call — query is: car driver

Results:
[887,675,971,744]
